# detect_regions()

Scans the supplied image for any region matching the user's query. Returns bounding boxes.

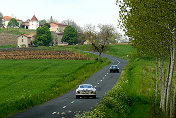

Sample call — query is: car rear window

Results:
[112,66,118,68]
[80,85,92,88]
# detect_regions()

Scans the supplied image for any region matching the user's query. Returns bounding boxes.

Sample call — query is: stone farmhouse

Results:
[17,34,33,48]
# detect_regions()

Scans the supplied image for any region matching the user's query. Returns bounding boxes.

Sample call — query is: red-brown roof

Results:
[31,15,38,21]
[3,16,12,21]
[16,19,23,22]
[18,34,31,38]
[50,22,67,27]
[3,16,23,22]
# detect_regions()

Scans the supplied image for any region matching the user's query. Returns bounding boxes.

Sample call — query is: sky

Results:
[0,0,120,30]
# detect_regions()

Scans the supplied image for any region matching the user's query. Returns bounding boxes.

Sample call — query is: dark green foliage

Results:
[8,18,19,28]
[61,25,78,45]
[34,26,52,46]
[44,23,50,28]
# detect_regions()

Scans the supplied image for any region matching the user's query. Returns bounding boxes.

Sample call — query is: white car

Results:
[76,84,96,99]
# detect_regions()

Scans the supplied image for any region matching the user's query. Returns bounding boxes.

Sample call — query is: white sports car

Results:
[76,84,96,99]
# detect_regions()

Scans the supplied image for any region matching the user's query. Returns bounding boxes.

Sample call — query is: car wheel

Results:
[93,95,96,99]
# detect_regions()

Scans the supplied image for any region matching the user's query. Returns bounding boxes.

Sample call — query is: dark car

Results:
[110,65,119,73]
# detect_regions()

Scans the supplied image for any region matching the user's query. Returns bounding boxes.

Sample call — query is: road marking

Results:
[52,112,56,114]
[117,60,120,65]
[107,73,109,74]
[100,80,102,82]
[63,106,66,109]
[105,75,107,76]
[98,83,99,85]
[71,101,74,104]
[95,86,96,88]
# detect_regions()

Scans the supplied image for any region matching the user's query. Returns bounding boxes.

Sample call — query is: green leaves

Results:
[61,25,78,45]
[8,18,19,28]
[34,25,52,46]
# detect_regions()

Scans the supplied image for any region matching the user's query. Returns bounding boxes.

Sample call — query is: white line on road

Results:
[52,112,56,114]
[71,101,74,104]
[117,60,120,65]
[107,73,109,74]
[105,75,107,76]
[63,106,66,109]
[95,86,96,88]
[100,80,102,82]
[98,83,99,85]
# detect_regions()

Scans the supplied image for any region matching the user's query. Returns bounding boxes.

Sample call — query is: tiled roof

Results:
[31,15,38,21]
[3,16,12,21]
[3,16,23,22]
[50,22,67,26]
[18,34,31,38]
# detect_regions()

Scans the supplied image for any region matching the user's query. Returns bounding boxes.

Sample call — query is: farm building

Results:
[17,34,32,48]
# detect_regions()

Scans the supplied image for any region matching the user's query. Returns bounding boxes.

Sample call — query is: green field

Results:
[0,53,110,117]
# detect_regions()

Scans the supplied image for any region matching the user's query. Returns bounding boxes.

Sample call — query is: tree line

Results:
[117,0,176,117]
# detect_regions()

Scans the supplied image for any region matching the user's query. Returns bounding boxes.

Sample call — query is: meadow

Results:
[0,47,110,118]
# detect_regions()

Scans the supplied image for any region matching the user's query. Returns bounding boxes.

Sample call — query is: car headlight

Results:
[76,91,80,94]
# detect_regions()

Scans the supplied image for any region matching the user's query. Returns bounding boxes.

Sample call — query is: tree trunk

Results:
[98,52,102,61]
[159,57,164,109]
[165,55,171,112]
[166,40,175,116]
[155,57,159,104]
[171,86,176,118]
[161,57,166,111]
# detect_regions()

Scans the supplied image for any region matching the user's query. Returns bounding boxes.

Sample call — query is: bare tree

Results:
[62,19,82,32]
[84,24,116,60]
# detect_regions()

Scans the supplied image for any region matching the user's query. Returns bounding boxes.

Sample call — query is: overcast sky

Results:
[0,0,120,29]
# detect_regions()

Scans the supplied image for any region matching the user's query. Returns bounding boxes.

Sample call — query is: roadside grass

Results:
[76,44,169,118]
[0,57,110,118]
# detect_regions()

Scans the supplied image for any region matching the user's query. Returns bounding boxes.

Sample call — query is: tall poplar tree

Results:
[117,0,176,117]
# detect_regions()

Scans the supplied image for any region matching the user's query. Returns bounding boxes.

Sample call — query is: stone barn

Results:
[17,34,32,48]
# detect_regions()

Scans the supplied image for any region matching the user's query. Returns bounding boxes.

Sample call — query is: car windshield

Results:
[111,65,118,69]
[80,85,92,88]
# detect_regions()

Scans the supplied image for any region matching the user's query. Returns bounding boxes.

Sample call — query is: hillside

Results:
[0,28,36,46]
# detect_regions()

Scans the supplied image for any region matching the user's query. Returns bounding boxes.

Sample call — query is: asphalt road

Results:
[10,52,127,118]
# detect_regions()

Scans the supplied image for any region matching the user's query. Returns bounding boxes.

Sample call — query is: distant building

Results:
[2,16,22,28]
[50,22,68,45]
[28,15,39,30]
[50,22,67,33]
[17,34,32,48]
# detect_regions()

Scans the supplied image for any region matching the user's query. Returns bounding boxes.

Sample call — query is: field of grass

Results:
[0,28,36,35]
[76,44,173,118]
[0,51,110,118]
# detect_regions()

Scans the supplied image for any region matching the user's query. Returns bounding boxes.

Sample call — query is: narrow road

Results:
[10,52,127,118]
